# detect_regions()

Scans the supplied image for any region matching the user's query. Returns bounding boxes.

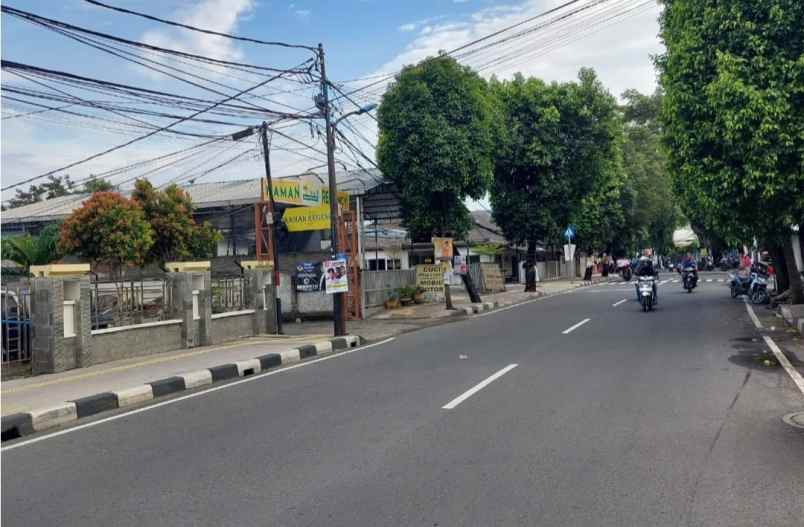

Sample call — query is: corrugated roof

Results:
[1,168,384,225]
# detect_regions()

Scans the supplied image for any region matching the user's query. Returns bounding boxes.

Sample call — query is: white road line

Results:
[612,299,627,307]
[442,364,518,410]
[562,318,591,334]
[2,338,397,452]
[718,279,725,282]
[743,298,763,329]
[671,279,679,283]
[706,279,713,282]
[763,336,804,397]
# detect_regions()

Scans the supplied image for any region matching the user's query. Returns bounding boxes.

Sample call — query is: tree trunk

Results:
[525,238,537,292]
[782,235,803,304]
[770,245,789,293]
[461,273,482,303]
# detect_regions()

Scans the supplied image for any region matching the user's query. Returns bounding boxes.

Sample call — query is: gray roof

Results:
[1,168,384,225]
[467,210,507,245]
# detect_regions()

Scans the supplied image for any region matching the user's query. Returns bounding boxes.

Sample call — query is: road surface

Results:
[3,272,803,526]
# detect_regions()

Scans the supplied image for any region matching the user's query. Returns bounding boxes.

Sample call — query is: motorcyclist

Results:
[634,249,658,303]
[681,251,698,282]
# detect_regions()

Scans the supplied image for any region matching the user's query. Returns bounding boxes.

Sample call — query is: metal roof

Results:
[1,168,384,225]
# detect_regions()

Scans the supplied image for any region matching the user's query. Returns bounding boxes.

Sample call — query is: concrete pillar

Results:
[30,275,92,374]
[167,271,211,348]
[244,268,277,335]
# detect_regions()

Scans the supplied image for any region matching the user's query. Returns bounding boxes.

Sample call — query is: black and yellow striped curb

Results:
[1,335,361,442]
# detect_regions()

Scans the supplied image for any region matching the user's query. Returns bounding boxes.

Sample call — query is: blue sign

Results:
[564,225,576,240]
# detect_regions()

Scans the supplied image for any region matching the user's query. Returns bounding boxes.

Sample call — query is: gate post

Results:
[29,264,91,374]
[165,262,211,348]
[241,261,278,335]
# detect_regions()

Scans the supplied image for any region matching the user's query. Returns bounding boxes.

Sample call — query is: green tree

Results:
[619,89,683,256]
[6,175,74,208]
[490,69,625,289]
[1,224,63,272]
[83,177,114,193]
[657,0,804,300]
[59,192,153,280]
[377,55,495,241]
[131,179,221,263]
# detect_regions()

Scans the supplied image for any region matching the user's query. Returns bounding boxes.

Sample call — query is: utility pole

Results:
[318,42,346,337]
[259,122,282,333]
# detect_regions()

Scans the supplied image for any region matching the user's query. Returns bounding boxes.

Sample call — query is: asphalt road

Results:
[3,272,803,526]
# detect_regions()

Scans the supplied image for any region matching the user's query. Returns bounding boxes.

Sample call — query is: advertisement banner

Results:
[432,237,453,261]
[323,258,349,294]
[416,264,445,295]
[294,262,322,292]
[453,254,467,275]
[283,205,331,232]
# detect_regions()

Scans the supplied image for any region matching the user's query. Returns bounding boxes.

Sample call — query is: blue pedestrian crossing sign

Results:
[563,225,576,240]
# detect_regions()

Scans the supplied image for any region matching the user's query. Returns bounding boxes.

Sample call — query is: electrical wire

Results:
[84,0,317,52]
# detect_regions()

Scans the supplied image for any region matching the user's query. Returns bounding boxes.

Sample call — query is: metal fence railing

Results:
[2,283,32,364]
[211,276,246,314]
[90,277,171,329]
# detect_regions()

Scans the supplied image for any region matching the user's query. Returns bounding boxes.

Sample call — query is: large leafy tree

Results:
[619,89,683,256]
[131,179,220,263]
[59,192,153,280]
[1,223,63,272]
[377,55,495,241]
[490,69,625,288]
[657,0,804,300]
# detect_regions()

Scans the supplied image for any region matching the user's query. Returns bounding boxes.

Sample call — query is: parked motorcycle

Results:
[729,271,769,304]
[637,276,656,312]
[682,266,698,293]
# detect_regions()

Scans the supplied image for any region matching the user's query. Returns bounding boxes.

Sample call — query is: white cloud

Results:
[368,0,663,99]
[295,9,311,18]
[398,23,416,32]
[142,0,256,62]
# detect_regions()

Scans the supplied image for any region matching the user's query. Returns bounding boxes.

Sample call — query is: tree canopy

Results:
[131,179,220,263]
[489,69,625,261]
[377,55,496,241]
[59,192,153,275]
[657,0,803,245]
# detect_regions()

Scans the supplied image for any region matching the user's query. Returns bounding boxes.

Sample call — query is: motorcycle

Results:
[637,276,656,312]
[616,258,632,281]
[682,266,698,293]
[729,271,769,304]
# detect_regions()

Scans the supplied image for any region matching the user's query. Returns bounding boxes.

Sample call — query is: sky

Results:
[1,0,664,206]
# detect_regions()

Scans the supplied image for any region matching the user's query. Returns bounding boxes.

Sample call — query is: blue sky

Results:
[1,0,664,201]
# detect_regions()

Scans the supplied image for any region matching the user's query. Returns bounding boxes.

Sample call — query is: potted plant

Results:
[384,292,401,310]
[397,286,415,306]
[413,287,426,304]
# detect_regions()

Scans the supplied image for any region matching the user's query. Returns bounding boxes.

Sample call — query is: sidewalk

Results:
[1,334,332,417]
[283,276,604,342]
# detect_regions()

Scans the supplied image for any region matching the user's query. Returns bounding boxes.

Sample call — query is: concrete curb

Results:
[1,335,362,443]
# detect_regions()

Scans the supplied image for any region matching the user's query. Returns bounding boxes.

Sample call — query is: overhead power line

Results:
[1,65,303,192]
[2,6,309,74]
[83,0,317,52]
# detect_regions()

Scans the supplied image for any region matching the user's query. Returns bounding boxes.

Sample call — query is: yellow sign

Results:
[261,179,349,210]
[432,237,453,260]
[416,264,445,296]
[282,205,331,232]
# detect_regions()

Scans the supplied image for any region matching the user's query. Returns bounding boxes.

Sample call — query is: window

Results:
[387,259,402,270]
[368,259,386,271]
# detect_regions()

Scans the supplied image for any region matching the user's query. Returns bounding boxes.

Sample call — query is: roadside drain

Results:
[782,412,804,430]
